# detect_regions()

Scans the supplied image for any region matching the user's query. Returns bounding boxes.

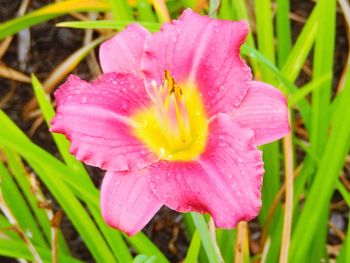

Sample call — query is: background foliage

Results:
[0,0,349,262]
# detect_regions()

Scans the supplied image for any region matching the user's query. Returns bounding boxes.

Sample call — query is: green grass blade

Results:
[28,160,117,263]
[190,213,221,263]
[32,75,93,185]
[88,205,133,263]
[56,20,161,32]
[255,0,275,80]
[231,0,260,76]
[310,0,336,154]
[0,238,82,263]
[107,0,133,20]
[289,67,350,261]
[276,0,292,67]
[0,214,22,241]
[0,110,99,204]
[0,161,48,248]
[254,0,279,234]
[218,0,235,20]
[337,181,350,206]
[288,73,332,107]
[184,230,201,263]
[209,0,220,17]
[280,3,319,85]
[2,148,70,254]
[336,207,350,262]
[32,75,138,262]
[136,0,157,22]
[127,233,169,263]
[0,0,110,40]
[217,229,236,263]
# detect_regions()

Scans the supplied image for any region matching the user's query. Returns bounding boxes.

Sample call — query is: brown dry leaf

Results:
[22,36,106,119]
[0,37,13,59]
[0,63,31,83]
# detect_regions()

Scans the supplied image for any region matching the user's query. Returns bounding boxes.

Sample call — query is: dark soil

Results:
[0,0,348,262]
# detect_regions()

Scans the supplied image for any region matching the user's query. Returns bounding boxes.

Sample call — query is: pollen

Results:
[132,70,208,161]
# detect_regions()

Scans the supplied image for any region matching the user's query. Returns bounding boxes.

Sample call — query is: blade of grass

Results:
[234,222,249,263]
[27,160,117,263]
[127,233,169,263]
[0,161,48,248]
[56,20,161,31]
[152,0,171,22]
[24,36,104,123]
[0,184,43,263]
[0,110,99,205]
[31,75,93,185]
[209,0,220,17]
[216,229,236,263]
[0,0,110,40]
[2,148,70,254]
[0,214,22,241]
[0,110,165,262]
[107,0,133,20]
[337,180,350,206]
[190,213,221,263]
[276,0,292,67]
[32,75,134,262]
[289,67,350,261]
[254,1,280,240]
[279,133,293,263]
[290,1,337,261]
[136,0,157,22]
[218,0,235,20]
[0,238,82,263]
[230,0,260,76]
[310,0,336,154]
[288,73,332,108]
[0,63,31,83]
[184,230,201,263]
[337,209,350,263]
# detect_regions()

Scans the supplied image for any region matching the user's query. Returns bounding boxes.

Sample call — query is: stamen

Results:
[167,93,182,147]
[178,96,192,142]
[144,70,194,152]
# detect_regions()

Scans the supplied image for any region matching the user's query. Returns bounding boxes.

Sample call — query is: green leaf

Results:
[2,148,70,254]
[127,233,169,263]
[289,67,350,261]
[288,73,332,107]
[276,0,292,67]
[107,0,133,20]
[32,75,133,262]
[190,213,221,263]
[184,230,201,263]
[0,0,110,40]
[0,161,48,248]
[56,20,161,32]
[0,238,82,263]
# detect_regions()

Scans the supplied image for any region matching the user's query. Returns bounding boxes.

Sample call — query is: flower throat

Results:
[132,70,208,161]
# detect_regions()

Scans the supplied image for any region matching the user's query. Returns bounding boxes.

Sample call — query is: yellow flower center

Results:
[132,70,208,161]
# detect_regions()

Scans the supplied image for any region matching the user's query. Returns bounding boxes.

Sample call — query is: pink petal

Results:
[100,171,162,236]
[141,9,252,116]
[50,73,156,171]
[99,24,150,77]
[232,81,290,146]
[148,114,264,228]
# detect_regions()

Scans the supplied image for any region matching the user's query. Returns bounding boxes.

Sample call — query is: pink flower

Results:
[50,9,290,236]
